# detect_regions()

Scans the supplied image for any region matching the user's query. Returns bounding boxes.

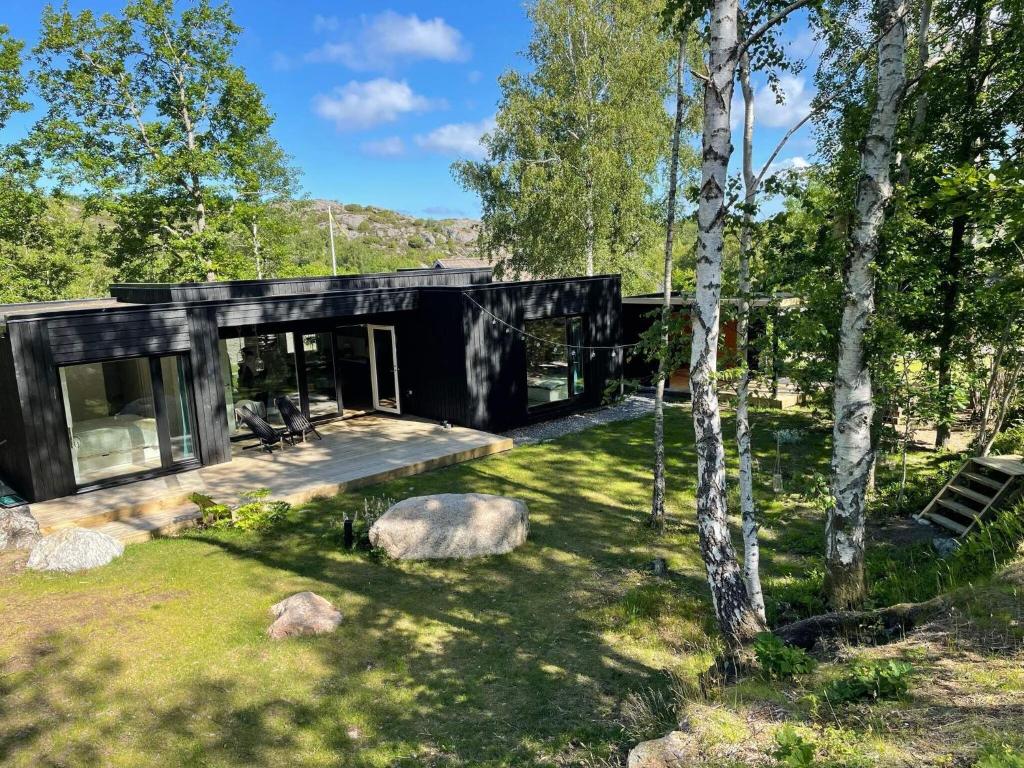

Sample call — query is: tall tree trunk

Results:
[690,0,766,646]
[650,36,687,529]
[737,49,765,622]
[827,0,907,610]
[934,0,986,448]
[252,218,263,280]
[584,171,596,277]
[898,0,932,186]
[981,360,1022,457]
[976,329,1008,453]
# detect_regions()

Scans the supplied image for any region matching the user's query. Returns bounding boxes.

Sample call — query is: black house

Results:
[0,268,622,503]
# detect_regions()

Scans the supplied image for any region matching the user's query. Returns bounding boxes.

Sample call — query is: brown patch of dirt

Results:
[0,550,29,581]
[1,587,186,672]
[867,515,937,547]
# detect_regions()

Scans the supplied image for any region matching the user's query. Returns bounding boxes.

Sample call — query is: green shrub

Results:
[771,725,816,768]
[976,744,1024,768]
[754,633,817,678]
[869,453,964,518]
[189,488,290,533]
[824,660,913,704]
[766,567,827,625]
[991,423,1024,456]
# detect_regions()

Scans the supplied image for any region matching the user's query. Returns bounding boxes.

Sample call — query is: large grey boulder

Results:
[369,493,529,560]
[267,591,342,640]
[627,731,695,768]
[27,527,124,573]
[0,506,41,551]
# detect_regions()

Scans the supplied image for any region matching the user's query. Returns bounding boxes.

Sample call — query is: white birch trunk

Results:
[737,50,765,622]
[651,37,687,528]
[690,0,765,646]
[827,0,906,609]
[981,361,1022,457]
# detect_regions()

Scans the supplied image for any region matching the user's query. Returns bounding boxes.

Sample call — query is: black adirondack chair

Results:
[275,396,323,442]
[234,405,292,452]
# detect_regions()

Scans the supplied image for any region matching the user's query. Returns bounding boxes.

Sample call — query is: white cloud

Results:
[415,116,496,159]
[753,76,815,128]
[361,136,406,156]
[313,79,435,131]
[731,75,816,131]
[306,12,469,69]
[270,51,292,71]
[764,156,811,179]
[313,14,339,34]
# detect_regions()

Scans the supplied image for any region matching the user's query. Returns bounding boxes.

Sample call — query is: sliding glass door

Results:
[59,354,197,487]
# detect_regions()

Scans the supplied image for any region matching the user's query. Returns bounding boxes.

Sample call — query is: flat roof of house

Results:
[0,297,127,322]
[623,292,801,309]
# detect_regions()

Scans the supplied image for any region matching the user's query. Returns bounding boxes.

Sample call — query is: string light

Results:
[462,293,637,353]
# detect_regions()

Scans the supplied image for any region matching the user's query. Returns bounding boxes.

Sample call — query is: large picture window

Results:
[59,355,196,487]
[525,316,585,410]
[220,334,300,434]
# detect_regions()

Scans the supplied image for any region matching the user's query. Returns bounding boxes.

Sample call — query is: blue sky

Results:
[1,1,819,220]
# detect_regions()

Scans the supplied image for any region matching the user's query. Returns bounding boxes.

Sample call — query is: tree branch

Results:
[737,0,817,61]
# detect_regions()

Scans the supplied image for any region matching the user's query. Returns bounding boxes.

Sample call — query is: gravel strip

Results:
[502,394,675,445]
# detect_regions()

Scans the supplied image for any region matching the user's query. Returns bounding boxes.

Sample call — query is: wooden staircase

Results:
[917,455,1024,536]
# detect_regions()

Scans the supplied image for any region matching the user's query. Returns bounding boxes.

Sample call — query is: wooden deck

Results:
[30,415,513,543]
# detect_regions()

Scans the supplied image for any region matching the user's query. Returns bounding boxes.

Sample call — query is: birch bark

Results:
[737,50,765,622]
[690,0,766,645]
[651,36,687,529]
[827,0,906,609]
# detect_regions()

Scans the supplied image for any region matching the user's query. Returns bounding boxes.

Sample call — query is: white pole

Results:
[327,205,337,276]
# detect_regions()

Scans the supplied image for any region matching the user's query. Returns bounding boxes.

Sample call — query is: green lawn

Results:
[0,408,986,766]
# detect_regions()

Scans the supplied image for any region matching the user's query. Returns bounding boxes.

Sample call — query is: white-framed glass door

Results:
[367,325,400,414]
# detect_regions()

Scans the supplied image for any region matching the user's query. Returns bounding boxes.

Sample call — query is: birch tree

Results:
[650,35,691,529]
[456,0,674,289]
[826,0,907,609]
[735,50,766,621]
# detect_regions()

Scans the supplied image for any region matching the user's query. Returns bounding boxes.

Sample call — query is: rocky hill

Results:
[307,200,482,264]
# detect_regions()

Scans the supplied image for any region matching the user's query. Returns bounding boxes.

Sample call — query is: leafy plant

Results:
[344,495,396,548]
[771,724,816,767]
[824,660,913,704]
[189,488,290,533]
[754,633,817,678]
[975,744,1024,768]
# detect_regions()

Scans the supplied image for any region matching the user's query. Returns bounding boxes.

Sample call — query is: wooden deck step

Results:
[973,455,1024,477]
[936,496,981,520]
[948,483,994,505]
[925,512,969,535]
[88,506,201,544]
[962,470,1005,490]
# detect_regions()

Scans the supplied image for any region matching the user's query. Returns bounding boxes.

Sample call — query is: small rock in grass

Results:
[27,527,123,572]
[267,591,342,640]
[932,536,960,558]
[628,730,696,768]
[0,507,41,551]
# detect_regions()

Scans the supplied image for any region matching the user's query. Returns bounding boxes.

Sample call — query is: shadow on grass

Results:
[0,408,839,766]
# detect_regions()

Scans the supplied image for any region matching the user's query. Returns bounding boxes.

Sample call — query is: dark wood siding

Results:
[188,307,231,466]
[0,333,32,497]
[461,276,622,431]
[7,321,76,501]
[110,268,491,304]
[399,290,469,425]
[215,289,418,329]
[47,309,190,364]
